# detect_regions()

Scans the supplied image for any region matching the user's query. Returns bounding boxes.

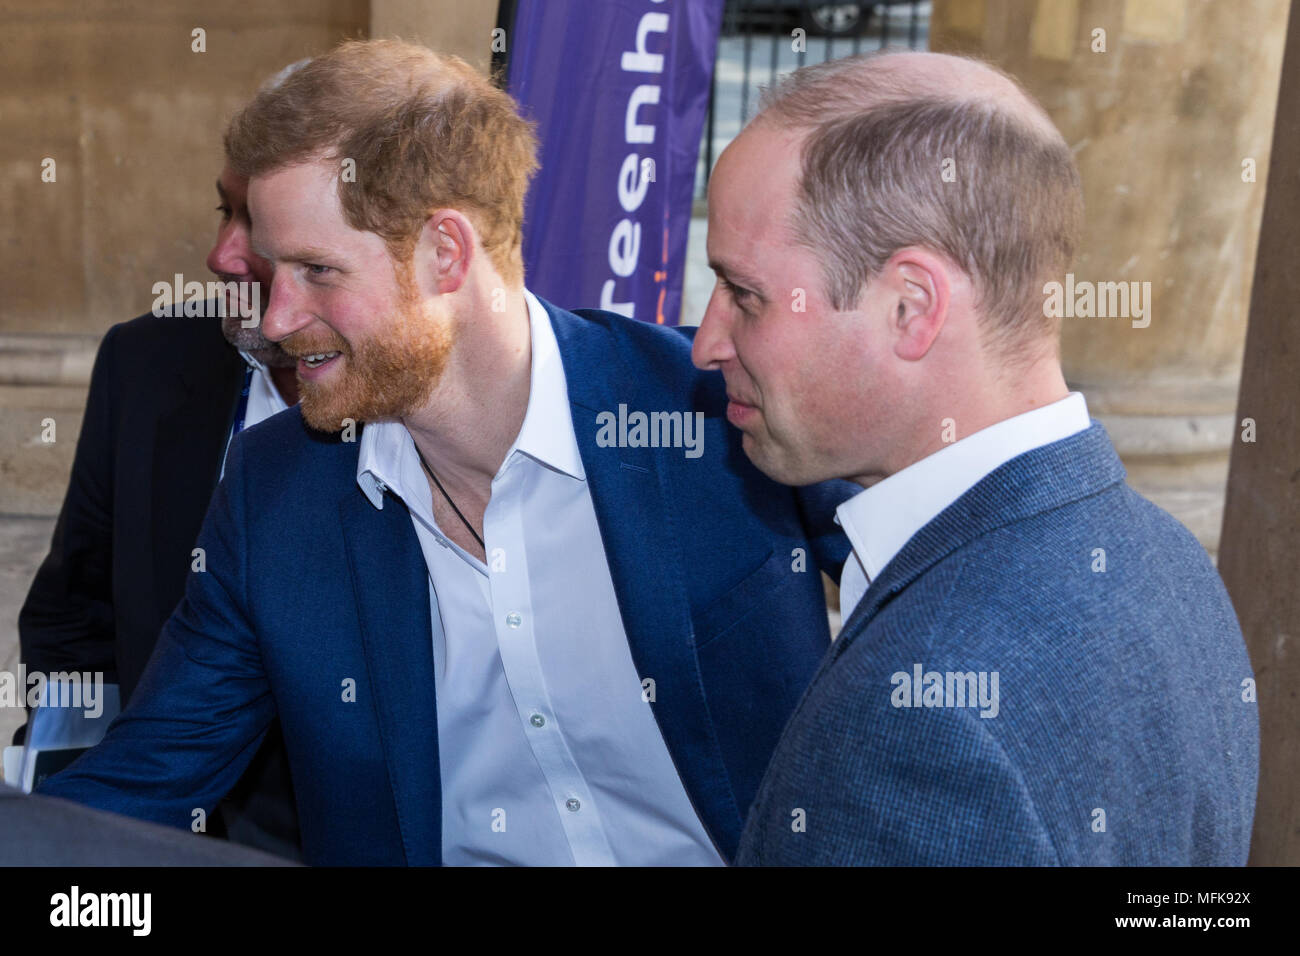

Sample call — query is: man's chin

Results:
[297,384,364,433]
[292,308,449,433]
[743,435,825,487]
[298,400,353,433]
[219,312,276,349]
[297,380,429,433]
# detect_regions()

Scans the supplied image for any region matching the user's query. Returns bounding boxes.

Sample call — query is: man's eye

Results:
[305,263,332,277]
[723,278,754,306]
[215,204,232,220]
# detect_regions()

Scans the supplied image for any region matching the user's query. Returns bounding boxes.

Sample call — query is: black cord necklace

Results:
[412,443,485,550]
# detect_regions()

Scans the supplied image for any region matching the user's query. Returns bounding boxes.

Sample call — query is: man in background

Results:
[17,158,302,860]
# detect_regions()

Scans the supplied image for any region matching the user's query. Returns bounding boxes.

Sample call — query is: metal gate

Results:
[698,1,932,197]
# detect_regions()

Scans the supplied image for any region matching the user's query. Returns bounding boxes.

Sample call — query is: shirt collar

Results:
[237,349,266,373]
[356,289,584,510]
[511,289,585,481]
[238,349,289,416]
[836,391,1091,582]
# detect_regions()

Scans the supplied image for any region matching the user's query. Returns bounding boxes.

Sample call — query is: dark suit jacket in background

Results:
[17,306,301,858]
[737,423,1258,865]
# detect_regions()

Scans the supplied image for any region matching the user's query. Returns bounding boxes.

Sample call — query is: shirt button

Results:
[529,713,545,728]
[565,798,581,812]
[506,612,522,629]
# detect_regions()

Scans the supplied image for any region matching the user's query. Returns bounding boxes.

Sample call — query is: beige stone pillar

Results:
[0,0,371,339]
[931,0,1290,555]
[1218,3,1300,867]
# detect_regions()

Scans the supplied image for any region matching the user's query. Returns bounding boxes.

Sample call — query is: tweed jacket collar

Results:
[831,421,1126,662]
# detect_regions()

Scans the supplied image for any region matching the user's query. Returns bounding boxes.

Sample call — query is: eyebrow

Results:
[251,240,337,264]
[708,258,765,293]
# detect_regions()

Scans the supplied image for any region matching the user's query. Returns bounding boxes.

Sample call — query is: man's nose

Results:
[260,274,311,343]
[691,285,737,370]
[206,223,253,279]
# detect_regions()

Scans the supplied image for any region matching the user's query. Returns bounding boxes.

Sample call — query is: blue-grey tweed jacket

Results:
[737,422,1258,865]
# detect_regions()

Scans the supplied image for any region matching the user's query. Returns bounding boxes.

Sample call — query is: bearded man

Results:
[38,39,851,867]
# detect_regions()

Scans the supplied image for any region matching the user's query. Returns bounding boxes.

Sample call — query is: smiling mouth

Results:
[301,351,341,369]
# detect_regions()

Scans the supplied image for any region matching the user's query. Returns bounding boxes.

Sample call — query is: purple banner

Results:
[507,0,723,325]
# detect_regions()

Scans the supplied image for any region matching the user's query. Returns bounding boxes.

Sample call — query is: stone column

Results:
[931,0,1290,556]
[1218,3,1300,867]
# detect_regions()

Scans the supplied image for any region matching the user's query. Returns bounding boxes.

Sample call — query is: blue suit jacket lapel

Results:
[547,302,743,855]
[338,479,442,865]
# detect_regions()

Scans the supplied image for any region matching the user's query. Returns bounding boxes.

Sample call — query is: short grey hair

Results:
[757,54,1084,358]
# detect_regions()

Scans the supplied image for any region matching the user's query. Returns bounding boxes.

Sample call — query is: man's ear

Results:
[887,248,950,362]
[417,209,475,295]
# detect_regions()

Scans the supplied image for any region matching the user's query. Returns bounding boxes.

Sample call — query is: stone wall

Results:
[931,0,1289,556]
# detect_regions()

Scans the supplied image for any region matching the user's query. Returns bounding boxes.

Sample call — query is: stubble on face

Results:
[292,264,455,432]
[221,312,297,368]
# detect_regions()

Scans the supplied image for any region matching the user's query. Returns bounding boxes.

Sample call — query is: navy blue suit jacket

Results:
[40,300,850,865]
[737,423,1259,865]
[18,307,298,853]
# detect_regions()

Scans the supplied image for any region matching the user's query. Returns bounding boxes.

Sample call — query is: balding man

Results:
[693,52,1258,865]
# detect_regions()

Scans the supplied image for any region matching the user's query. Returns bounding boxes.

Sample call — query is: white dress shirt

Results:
[837,392,1092,623]
[239,351,291,431]
[355,290,724,867]
[219,352,292,479]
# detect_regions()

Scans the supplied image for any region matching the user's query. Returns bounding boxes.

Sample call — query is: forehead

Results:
[248,160,354,254]
[708,123,804,244]
[248,159,336,211]
[217,165,248,199]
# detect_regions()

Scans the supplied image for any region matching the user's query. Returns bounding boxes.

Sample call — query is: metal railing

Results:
[698,0,931,198]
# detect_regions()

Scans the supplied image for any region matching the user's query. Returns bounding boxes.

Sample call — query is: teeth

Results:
[302,351,340,367]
